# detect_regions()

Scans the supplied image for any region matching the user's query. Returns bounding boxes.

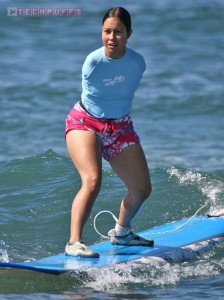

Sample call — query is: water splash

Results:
[167,167,224,215]
[81,249,223,292]
[0,241,9,263]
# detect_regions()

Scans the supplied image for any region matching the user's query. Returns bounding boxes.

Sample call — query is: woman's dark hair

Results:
[102,7,132,34]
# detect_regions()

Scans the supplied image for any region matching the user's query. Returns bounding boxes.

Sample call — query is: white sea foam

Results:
[167,167,224,214]
[0,241,9,263]
[83,251,223,291]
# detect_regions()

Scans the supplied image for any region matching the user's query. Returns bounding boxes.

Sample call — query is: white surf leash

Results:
[93,210,118,239]
[93,201,211,239]
[152,200,210,236]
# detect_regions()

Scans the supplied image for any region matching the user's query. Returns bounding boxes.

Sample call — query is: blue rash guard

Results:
[81,46,146,119]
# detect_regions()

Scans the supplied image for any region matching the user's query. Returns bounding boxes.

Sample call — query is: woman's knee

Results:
[138,181,152,203]
[82,172,102,195]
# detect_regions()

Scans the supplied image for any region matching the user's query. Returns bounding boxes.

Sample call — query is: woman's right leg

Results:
[66,129,102,244]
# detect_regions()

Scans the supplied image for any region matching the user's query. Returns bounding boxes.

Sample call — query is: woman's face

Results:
[102,17,131,59]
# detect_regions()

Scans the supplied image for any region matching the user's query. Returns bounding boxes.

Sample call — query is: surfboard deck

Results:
[0,216,223,275]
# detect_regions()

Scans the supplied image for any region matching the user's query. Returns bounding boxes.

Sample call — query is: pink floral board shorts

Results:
[65,102,140,161]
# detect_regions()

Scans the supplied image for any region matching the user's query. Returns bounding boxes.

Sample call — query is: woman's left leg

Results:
[109,143,152,229]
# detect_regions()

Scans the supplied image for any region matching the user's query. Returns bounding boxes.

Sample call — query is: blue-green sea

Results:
[0,0,224,299]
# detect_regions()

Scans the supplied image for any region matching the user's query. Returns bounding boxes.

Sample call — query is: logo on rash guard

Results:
[103,75,125,86]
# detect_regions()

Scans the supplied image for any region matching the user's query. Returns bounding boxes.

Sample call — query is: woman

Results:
[65,7,154,258]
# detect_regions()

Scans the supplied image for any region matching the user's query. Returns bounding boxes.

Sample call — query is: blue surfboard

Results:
[0,216,223,275]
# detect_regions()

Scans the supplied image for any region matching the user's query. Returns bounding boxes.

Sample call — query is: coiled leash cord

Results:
[94,210,118,239]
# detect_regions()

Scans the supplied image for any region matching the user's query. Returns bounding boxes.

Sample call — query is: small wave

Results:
[167,167,224,216]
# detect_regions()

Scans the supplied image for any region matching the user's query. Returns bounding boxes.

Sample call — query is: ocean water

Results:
[0,0,224,299]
